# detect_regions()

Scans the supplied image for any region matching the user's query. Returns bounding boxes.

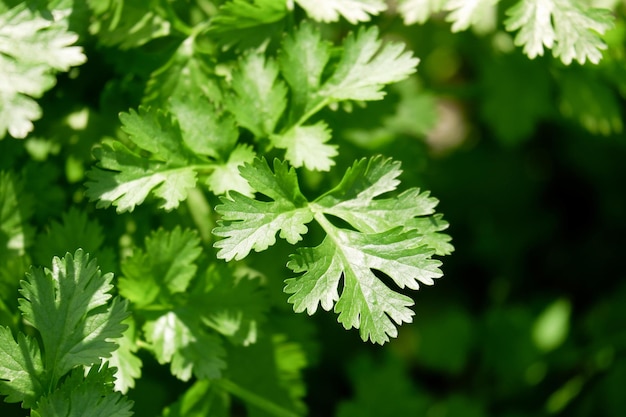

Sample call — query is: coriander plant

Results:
[1,0,623,416]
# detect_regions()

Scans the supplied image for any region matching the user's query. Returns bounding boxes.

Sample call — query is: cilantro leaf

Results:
[118,107,196,165]
[33,365,134,417]
[226,335,307,416]
[344,80,439,149]
[552,6,614,65]
[167,77,256,197]
[225,53,288,138]
[33,207,116,274]
[0,171,34,257]
[278,22,331,123]
[0,3,86,139]
[193,264,268,345]
[119,227,202,309]
[315,157,440,233]
[0,327,44,407]
[88,0,171,49]
[213,159,314,261]
[143,39,222,107]
[169,95,238,160]
[408,215,454,256]
[18,250,129,382]
[118,227,226,381]
[208,0,287,49]
[213,23,419,172]
[211,0,287,30]
[319,26,419,102]
[271,122,338,171]
[397,0,447,25]
[104,318,142,394]
[213,156,451,343]
[294,0,386,24]
[144,311,226,381]
[286,227,442,344]
[206,144,257,196]
[86,107,199,212]
[444,0,499,33]
[161,380,229,417]
[504,0,614,65]
[505,0,556,60]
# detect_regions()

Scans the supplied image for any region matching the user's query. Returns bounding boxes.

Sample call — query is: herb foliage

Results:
[2,0,626,416]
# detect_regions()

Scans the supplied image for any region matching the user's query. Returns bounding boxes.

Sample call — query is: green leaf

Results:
[0,327,45,407]
[315,157,440,233]
[213,159,314,261]
[33,365,134,417]
[85,107,199,212]
[294,0,386,24]
[0,255,30,326]
[505,0,557,59]
[505,0,614,65]
[213,156,451,343]
[278,22,331,123]
[225,53,288,138]
[0,3,86,138]
[169,94,238,160]
[193,264,268,345]
[18,250,129,382]
[104,318,142,394]
[407,215,454,256]
[143,38,222,107]
[226,334,306,416]
[0,171,34,257]
[208,0,287,49]
[270,122,338,171]
[206,144,256,196]
[162,380,229,417]
[88,0,171,49]
[552,6,614,65]
[244,24,419,171]
[286,227,441,344]
[319,26,419,102]
[33,207,116,274]
[144,311,226,381]
[396,0,447,25]
[272,334,308,411]
[118,227,202,309]
[444,0,499,33]
[344,80,439,149]
[118,107,194,164]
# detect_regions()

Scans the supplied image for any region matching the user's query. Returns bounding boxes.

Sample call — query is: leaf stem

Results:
[186,187,214,244]
[158,0,193,36]
[291,97,330,132]
[310,205,335,236]
[216,379,301,417]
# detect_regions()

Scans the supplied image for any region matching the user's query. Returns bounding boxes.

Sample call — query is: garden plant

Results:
[1,0,626,416]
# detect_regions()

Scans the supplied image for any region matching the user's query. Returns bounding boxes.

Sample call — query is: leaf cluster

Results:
[0,250,131,416]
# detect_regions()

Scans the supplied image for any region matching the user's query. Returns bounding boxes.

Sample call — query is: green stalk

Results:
[186,187,214,244]
[216,379,301,417]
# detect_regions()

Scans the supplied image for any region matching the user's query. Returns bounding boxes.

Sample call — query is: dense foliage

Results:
[2,0,626,416]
